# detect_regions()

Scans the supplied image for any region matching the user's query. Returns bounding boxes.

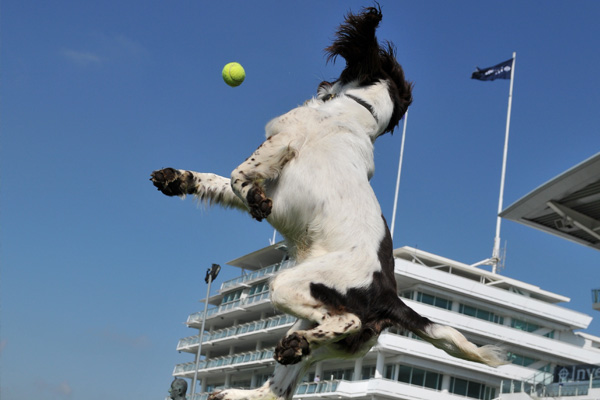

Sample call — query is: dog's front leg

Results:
[150,168,248,211]
[231,134,297,221]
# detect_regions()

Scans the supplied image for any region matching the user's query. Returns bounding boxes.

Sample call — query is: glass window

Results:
[415,292,452,310]
[222,290,242,304]
[411,368,425,386]
[361,366,375,380]
[397,365,411,383]
[460,304,477,317]
[384,365,395,380]
[467,381,482,399]
[459,304,503,325]
[451,377,468,396]
[511,318,540,332]
[434,296,451,310]
[424,372,441,390]
[419,292,435,305]
[484,386,496,400]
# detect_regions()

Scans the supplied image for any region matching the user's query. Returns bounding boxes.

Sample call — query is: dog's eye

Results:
[322,93,335,102]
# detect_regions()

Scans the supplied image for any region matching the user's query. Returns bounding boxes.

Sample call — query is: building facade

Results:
[172,243,600,400]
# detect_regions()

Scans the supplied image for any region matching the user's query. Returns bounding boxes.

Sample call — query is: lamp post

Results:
[190,263,221,399]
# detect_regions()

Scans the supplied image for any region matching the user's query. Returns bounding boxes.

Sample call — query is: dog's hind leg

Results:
[268,253,367,365]
[209,320,322,400]
[387,296,507,367]
[150,168,249,211]
[230,133,297,221]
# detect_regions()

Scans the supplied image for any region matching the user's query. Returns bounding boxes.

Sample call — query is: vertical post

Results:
[190,264,221,399]
[390,110,409,240]
[492,52,516,273]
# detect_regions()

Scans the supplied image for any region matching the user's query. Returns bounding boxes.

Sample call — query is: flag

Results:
[471,58,513,81]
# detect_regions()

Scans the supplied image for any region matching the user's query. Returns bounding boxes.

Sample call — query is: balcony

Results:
[173,347,276,377]
[593,289,600,312]
[187,293,273,326]
[177,314,296,352]
[220,259,295,291]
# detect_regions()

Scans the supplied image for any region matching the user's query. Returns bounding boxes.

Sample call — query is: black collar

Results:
[346,94,378,122]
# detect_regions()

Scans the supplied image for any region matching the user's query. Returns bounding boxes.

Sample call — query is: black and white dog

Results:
[152,6,505,400]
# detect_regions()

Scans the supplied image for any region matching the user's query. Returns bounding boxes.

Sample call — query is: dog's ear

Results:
[325,6,384,85]
[380,42,413,134]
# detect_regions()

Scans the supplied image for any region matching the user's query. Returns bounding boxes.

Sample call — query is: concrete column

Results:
[315,362,323,381]
[451,299,460,313]
[224,373,231,388]
[200,378,207,393]
[441,374,451,393]
[354,357,363,381]
[375,351,385,379]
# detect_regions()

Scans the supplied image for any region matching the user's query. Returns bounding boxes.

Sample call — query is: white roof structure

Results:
[500,152,600,251]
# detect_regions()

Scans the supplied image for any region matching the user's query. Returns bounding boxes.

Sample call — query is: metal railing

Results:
[220,259,295,291]
[295,380,340,395]
[177,380,343,400]
[501,376,600,397]
[178,314,296,350]
[174,348,275,375]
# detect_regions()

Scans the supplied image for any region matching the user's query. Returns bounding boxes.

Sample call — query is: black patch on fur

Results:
[309,216,430,353]
[325,6,413,134]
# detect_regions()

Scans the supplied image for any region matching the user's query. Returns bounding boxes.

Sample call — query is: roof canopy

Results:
[500,153,600,251]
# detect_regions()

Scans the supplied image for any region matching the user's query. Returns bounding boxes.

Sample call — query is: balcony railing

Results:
[187,293,275,325]
[168,380,343,400]
[220,259,295,291]
[501,377,600,397]
[295,380,340,395]
[178,313,296,350]
[173,347,275,375]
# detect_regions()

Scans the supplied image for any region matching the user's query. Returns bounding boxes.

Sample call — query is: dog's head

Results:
[317,6,412,138]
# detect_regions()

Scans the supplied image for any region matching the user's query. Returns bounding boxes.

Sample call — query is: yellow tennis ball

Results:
[222,62,245,87]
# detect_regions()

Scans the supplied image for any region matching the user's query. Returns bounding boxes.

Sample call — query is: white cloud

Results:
[61,49,102,65]
[61,33,147,66]
[34,379,73,397]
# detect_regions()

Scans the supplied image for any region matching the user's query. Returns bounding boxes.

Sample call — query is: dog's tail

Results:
[389,298,507,367]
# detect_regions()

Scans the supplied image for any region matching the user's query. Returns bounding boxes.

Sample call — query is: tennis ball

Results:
[222,62,245,87]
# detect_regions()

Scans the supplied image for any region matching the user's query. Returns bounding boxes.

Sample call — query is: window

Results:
[222,290,242,305]
[361,366,376,380]
[511,318,540,332]
[449,377,496,400]
[459,304,504,324]
[389,364,442,390]
[322,368,354,380]
[249,282,269,296]
[507,352,537,367]
[400,291,413,300]
[416,292,453,310]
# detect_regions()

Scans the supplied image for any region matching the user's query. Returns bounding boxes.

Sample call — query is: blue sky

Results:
[2,1,600,399]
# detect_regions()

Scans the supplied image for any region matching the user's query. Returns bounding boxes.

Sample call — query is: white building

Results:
[172,242,600,400]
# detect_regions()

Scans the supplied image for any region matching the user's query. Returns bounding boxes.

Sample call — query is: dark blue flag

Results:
[471,58,513,81]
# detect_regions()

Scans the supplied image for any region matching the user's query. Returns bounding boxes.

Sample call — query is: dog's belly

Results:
[265,156,384,259]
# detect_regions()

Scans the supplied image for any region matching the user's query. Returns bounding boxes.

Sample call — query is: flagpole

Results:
[491,52,516,273]
[390,109,408,240]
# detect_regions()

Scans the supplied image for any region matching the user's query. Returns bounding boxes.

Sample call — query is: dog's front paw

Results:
[275,332,310,365]
[247,186,272,221]
[150,168,190,196]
